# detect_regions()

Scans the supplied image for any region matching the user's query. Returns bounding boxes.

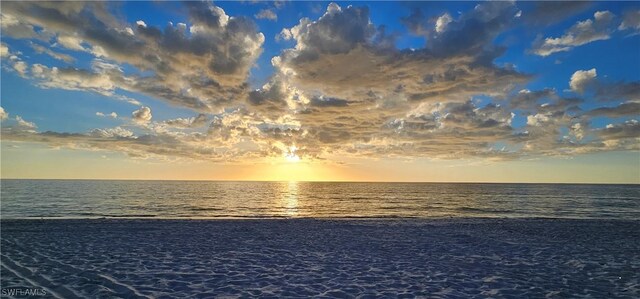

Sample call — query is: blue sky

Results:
[1,1,639,182]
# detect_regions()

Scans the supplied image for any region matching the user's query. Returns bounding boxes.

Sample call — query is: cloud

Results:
[435,13,453,34]
[132,106,152,124]
[570,68,597,93]
[427,1,520,56]
[244,2,531,159]
[531,11,616,56]
[569,68,640,101]
[163,114,209,128]
[96,112,118,119]
[401,8,428,35]
[29,42,75,63]
[594,120,640,151]
[0,43,9,58]
[1,2,638,163]
[619,9,640,34]
[0,107,8,121]
[585,102,640,118]
[255,9,277,21]
[521,2,592,27]
[1,1,265,112]
[12,61,28,77]
[509,88,558,110]
[90,127,134,138]
[15,115,37,130]
[274,2,527,104]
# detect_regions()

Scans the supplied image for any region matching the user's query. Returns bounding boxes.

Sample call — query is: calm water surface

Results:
[1,180,639,219]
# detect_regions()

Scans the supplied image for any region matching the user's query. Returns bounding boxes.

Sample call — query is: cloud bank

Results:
[1,2,638,163]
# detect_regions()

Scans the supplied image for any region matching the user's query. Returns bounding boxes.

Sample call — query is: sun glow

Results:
[284,146,301,163]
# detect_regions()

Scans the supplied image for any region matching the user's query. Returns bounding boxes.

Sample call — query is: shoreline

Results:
[3,216,639,221]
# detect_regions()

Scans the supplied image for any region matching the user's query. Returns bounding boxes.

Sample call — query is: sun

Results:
[284,146,301,163]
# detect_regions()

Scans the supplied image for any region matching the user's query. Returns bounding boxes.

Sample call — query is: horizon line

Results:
[1,178,638,185]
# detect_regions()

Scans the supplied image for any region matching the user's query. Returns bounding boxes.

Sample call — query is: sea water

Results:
[1,180,639,219]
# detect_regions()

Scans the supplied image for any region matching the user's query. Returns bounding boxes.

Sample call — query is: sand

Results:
[1,218,639,298]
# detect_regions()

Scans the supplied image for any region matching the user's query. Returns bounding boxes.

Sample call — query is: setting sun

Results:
[284,146,301,163]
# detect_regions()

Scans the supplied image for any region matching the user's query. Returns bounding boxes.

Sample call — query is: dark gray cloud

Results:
[428,1,520,57]
[619,9,640,34]
[585,102,640,118]
[569,68,640,102]
[522,1,592,27]
[163,114,209,129]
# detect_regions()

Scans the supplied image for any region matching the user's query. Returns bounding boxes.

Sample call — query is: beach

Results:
[1,218,639,298]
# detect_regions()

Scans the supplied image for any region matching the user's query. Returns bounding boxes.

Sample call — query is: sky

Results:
[0,1,639,183]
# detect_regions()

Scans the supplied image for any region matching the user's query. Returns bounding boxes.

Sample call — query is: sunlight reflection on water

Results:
[280,181,299,217]
[1,180,639,219]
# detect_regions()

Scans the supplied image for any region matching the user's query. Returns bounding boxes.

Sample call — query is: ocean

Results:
[1,180,638,219]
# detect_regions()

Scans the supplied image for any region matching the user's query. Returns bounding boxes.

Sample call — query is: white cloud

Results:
[0,43,9,58]
[15,115,37,130]
[532,11,616,56]
[435,13,452,33]
[56,34,86,52]
[132,106,152,124]
[255,9,277,21]
[570,68,597,93]
[13,61,28,77]
[96,112,118,119]
[90,127,134,138]
[0,107,8,121]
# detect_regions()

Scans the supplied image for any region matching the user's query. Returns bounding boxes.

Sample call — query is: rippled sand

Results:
[1,218,639,298]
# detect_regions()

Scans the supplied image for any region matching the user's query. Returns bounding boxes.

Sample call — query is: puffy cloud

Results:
[244,2,530,159]
[570,68,597,93]
[428,1,520,56]
[569,68,640,101]
[594,120,640,151]
[30,63,116,95]
[435,13,452,34]
[90,127,134,138]
[532,11,616,56]
[0,43,9,58]
[0,106,8,121]
[275,3,526,105]
[282,3,375,60]
[1,2,637,163]
[526,113,550,127]
[1,1,265,112]
[0,11,44,39]
[132,106,152,124]
[255,9,277,21]
[12,61,28,77]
